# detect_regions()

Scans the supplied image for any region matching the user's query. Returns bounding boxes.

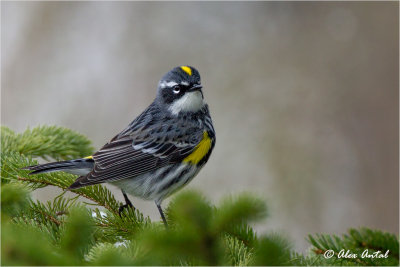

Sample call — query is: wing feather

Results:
[68,120,203,189]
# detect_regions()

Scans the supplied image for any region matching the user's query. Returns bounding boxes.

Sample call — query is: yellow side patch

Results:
[84,156,93,159]
[180,66,192,76]
[183,131,212,164]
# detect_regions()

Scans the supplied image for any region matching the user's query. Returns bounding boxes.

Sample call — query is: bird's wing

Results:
[68,122,202,189]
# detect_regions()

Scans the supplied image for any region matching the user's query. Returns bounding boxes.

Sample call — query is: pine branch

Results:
[1,125,94,160]
[0,151,119,215]
[307,228,399,266]
[84,241,140,265]
[12,217,65,245]
[346,228,399,259]
[212,193,268,234]
[22,197,79,226]
[16,174,122,215]
[2,124,147,246]
[1,182,31,217]
[223,235,253,266]
[92,208,151,243]
[1,126,128,216]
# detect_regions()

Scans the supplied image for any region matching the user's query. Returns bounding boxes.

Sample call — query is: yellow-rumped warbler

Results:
[23,66,216,226]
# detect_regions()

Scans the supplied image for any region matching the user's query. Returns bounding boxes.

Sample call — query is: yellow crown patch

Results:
[180,66,192,76]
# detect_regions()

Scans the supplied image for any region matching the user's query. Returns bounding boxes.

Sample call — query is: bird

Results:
[23,66,216,227]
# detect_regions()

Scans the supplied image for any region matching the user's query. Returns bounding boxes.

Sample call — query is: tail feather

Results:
[22,160,76,174]
[22,158,94,175]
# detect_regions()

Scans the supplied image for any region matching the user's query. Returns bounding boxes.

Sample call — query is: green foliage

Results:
[304,228,399,266]
[224,235,253,266]
[131,191,270,265]
[60,207,96,261]
[1,125,398,266]
[1,183,30,218]
[1,125,94,160]
[3,220,69,265]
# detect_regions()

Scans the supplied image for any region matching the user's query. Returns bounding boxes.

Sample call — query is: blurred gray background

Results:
[2,2,398,251]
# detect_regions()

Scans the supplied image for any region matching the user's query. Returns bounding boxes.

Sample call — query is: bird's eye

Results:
[173,86,181,94]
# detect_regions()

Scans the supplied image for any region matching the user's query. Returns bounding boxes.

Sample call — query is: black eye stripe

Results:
[172,84,190,91]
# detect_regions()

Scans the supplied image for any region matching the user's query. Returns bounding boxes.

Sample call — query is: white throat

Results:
[169,91,205,115]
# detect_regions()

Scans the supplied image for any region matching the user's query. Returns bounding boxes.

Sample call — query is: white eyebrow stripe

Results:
[160,81,178,88]
[180,81,189,86]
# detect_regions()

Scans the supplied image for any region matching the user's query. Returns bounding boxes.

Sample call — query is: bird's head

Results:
[156,66,204,115]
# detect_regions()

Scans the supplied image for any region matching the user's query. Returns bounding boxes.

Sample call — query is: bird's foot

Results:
[118,190,135,217]
[118,202,135,217]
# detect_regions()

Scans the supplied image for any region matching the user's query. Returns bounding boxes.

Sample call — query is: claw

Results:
[118,190,135,217]
[118,203,134,217]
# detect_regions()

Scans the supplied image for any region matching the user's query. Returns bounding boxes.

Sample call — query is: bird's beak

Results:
[188,84,203,92]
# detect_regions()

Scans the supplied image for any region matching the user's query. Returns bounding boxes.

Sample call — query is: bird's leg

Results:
[118,189,135,216]
[156,202,168,228]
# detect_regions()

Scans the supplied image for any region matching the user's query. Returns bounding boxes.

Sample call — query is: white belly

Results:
[110,163,201,204]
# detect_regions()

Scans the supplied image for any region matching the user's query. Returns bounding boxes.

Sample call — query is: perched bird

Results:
[23,66,216,227]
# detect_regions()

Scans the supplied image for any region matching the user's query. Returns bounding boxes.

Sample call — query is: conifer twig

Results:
[37,209,62,226]
[18,176,117,214]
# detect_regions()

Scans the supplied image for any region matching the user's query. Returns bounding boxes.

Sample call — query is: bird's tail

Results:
[22,157,94,176]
